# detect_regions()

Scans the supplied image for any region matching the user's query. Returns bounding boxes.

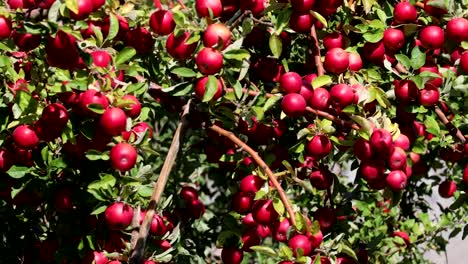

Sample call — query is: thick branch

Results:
[129,100,192,264]
[208,124,296,226]
[310,24,325,76]
[434,105,466,144]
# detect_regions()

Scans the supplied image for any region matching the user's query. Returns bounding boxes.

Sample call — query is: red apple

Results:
[353,138,373,160]
[221,247,244,264]
[394,133,410,151]
[166,32,198,60]
[100,107,127,136]
[231,191,253,214]
[280,71,302,94]
[383,28,405,51]
[289,12,315,33]
[392,231,410,246]
[359,160,385,182]
[187,199,205,219]
[194,76,223,101]
[288,234,312,256]
[104,202,134,230]
[323,32,345,50]
[110,143,138,172]
[324,48,349,74]
[272,218,291,242]
[0,149,13,172]
[241,229,261,252]
[369,129,393,158]
[393,2,418,24]
[125,27,155,55]
[446,18,468,43]
[309,87,330,110]
[461,52,468,73]
[309,165,334,190]
[386,170,408,191]
[313,207,336,233]
[251,199,278,225]
[363,41,385,64]
[418,84,440,107]
[307,134,332,159]
[196,47,223,75]
[195,0,222,17]
[291,0,315,12]
[329,83,354,109]
[12,31,42,51]
[121,95,142,118]
[348,52,363,71]
[82,251,108,264]
[438,180,457,198]
[419,26,444,50]
[53,186,74,212]
[149,10,176,36]
[13,125,39,149]
[203,23,231,50]
[387,147,407,170]
[69,0,93,20]
[180,186,198,201]
[91,50,111,68]
[79,89,109,116]
[91,0,105,11]
[240,174,264,193]
[424,0,447,17]
[281,93,306,118]
[394,80,419,104]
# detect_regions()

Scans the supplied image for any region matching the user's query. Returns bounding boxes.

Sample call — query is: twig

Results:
[128,100,192,264]
[305,107,361,130]
[130,205,141,250]
[176,0,187,9]
[434,105,466,144]
[209,124,297,226]
[293,177,314,193]
[310,24,325,76]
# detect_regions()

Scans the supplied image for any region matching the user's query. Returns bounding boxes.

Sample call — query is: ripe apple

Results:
[394,133,410,151]
[393,2,417,24]
[240,174,264,193]
[299,80,315,103]
[91,0,105,11]
[394,80,419,104]
[148,213,166,236]
[348,52,363,71]
[387,147,407,170]
[196,47,223,75]
[100,107,127,136]
[272,218,291,242]
[463,164,468,186]
[446,18,468,43]
[461,52,468,73]
[194,76,223,101]
[309,87,330,110]
[187,199,205,219]
[195,0,222,17]
[203,23,231,50]
[231,191,253,214]
[91,50,111,68]
[125,27,155,55]
[166,32,198,60]
[256,224,272,238]
[419,62,442,87]
[359,159,385,182]
[281,93,307,118]
[418,84,440,107]
[353,138,373,160]
[104,202,134,230]
[419,26,444,50]
[79,89,109,116]
[101,14,129,41]
[392,231,410,246]
[383,28,405,51]
[307,134,332,159]
[288,234,312,256]
[291,0,315,12]
[180,186,198,201]
[53,186,74,212]
[13,125,39,149]
[241,229,261,252]
[363,41,385,64]
[289,12,315,33]
[313,207,336,233]
[280,71,302,94]
[110,143,138,172]
[68,0,93,20]
[12,31,42,52]
[369,129,393,158]
[149,10,176,36]
[82,251,108,264]
[438,180,457,198]
[239,0,266,17]
[323,32,345,50]
[221,247,243,264]
[45,30,83,70]
[386,170,408,191]
[329,84,354,109]
[423,0,447,17]
[309,165,334,190]
[324,48,349,74]
[242,213,257,228]
[0,149,13,172]
[123,122,153,142]
[251,199,278,225]
[121,95,141,118]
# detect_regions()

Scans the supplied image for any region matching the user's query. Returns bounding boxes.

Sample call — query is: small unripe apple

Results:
[438,180,457,198]
[104,202,134,230]
[446,18,468,43]
[418,84,440,107]
[386,170,408,191]
[13,125,39,149]
[221,247,243,264]
[195,0,222,17]
[307,134,332,159]
[323,32,345,50]
[110,143,138,172]
[309,88,330,110]
[194,76,223,101]
[289,12,315,33]
[369,129,393,158]
[419,26,444,50]
[393,2,418,24]
[203,23,231,50]
[196,47,223,75]
[91,50,111,68]
[324,48,349,74]
[281,93,306,118]
[383,28,405,51]
[149,10,176,36]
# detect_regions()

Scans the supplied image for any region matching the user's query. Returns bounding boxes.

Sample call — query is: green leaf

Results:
[351,115,373,140]
[263,95,281,111]
[87,103,105,114]
[424,116,440,135]
[376,9,387,22]
[269,34,282,58]
[171,67,197,78]
[48,0,62,22]
[90,205,107,215]
[15,90,38,115]
[92,26,104,47]
[312,75,332,89]
[252,106,264,121]
[65,0,78,14]
[362,0,377,14]
[106,13,120,42]
[115,47,136,66]
[410,75,424,89]
[126,82,147,95]
[274,9,292,34]
[410,47,426,70]
[7,165,31,179]
[395,54,411,70]
[202,76,219,102]
[223,49,250,61]
[88,174,116,190]
[85,150,110,161]
[311,11,328,28]
[138,185,153,198]
[233,80,243,100]
[273,197,285,216]
[363,30,384,43]
[250,246,278,257]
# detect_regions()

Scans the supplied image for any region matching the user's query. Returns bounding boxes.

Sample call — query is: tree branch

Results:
[208,124,296,226]
[128,100,192,264]
[310,24,325,76]
[434,105,466,144]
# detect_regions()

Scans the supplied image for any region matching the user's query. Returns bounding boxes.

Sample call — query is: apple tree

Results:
[0,0,467,263]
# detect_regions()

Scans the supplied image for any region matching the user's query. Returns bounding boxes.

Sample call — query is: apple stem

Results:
[434,105,466,144]
[310,24,325,76]
[129,100,192,264]
[209,124,297,226]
